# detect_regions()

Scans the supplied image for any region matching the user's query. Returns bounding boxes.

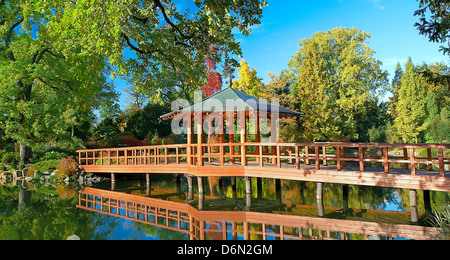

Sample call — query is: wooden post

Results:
[277,145,281,168]
[438,148,445,177]
[427,148,432,171]
[146,173,151,196]
[259,145,264,167]
[305,146,310,165]
[245,177,251,195]
[296,146,300,170]
[315,146,320,170]
[316,182,324,217]
[196,112,204,167]
[240,111,247,166]
[228,112,235,165]
[187,114,193,165]
[336,147,341,171]
[410,189,418,223]
[270,114,277,165]
[220,145,224,166]
[165,147,168,165]
[111,173,115,183]
[382,147,389,174]
[255,111,261,163]
[403,148,408,170]
[410,148,416,176]
[197,177,204,195]
[322,146,327,166]
[359,146,365,172]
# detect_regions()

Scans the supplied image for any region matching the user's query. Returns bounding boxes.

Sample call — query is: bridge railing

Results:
[77,142,450,176]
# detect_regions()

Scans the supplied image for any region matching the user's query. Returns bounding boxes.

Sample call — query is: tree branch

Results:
[4,17,24,61]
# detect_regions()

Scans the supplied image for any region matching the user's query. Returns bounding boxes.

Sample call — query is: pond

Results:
[0,174,448,240]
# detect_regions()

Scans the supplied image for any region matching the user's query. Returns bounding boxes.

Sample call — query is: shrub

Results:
[55,157,77,178]
[42,151,69,161]
[27,166,37,177]
[34,159,60,173]
[1,152,18,165]
[119,135,146,147]
[0,166,6,171]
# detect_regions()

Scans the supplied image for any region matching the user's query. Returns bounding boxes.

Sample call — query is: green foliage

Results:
[33,159,60,173]
[287,27,388,141]
[232,59,267,97]
[390,59,449,143]
[0,1,117,163]
[125,103,172,140]
[430,204,450,240]
[415,0,450,56]
[53,0,267,104]
[1,151,18,165]
[32,138,85,161]
[393,58,428,143]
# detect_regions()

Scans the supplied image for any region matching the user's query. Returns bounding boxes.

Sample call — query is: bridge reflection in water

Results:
[77,185,440,240]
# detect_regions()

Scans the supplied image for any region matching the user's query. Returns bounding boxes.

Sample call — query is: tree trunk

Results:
[19,142,29,165]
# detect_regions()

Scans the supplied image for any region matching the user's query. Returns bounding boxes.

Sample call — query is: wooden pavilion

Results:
[159,87,301,166]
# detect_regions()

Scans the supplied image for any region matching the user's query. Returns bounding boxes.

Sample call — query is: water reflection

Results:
[0,175,448,240]
[84,175,449,240]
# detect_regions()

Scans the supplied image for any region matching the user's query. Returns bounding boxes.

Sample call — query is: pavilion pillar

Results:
[219,112,225,143]
[255,111,261,163]
[228,112,235,164]
[270,113,278,164]
[187,114,193,165]
[239,111,247,166]
[196,112,204,166]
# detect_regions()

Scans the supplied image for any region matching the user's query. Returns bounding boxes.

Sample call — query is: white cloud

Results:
[371,0,385,10]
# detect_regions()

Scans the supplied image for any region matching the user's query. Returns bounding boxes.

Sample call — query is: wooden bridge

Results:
[77,142,450,192]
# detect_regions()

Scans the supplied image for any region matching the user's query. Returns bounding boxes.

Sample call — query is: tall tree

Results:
[392,58,428,143]
[287,27,388,141]
[232,59,266,97]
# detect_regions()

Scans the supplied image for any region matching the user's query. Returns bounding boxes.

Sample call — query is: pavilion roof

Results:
[160,87,302,120]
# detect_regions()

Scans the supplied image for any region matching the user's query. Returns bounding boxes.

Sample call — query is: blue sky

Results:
[115,0,448,108]
[237,0,447,83]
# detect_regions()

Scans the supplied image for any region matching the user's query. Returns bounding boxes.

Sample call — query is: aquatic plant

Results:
[430,204,450,240]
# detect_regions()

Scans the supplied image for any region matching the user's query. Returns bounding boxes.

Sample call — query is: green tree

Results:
[55,0,267,102]
[287,27,388,141]
[232,59,267,97]
[392,58,428,143]
[415,0,450,90]
[125,103,172,140]
[0,1,112,163]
